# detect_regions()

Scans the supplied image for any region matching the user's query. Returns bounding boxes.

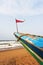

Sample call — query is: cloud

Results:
[0,0,43,16]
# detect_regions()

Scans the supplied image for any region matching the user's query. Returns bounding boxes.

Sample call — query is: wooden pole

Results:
[15,19,18,33]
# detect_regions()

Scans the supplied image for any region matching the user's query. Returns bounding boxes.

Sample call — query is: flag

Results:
[16,19,24,23]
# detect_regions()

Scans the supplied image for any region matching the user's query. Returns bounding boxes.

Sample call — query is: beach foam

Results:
[0,41,23,51]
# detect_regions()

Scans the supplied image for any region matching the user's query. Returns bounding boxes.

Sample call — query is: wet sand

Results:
[0,48,40,65]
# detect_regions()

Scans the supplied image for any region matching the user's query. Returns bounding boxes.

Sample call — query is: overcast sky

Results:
[0,0,43,40]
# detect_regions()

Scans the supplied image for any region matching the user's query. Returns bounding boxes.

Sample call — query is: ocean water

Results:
[0,40,15,44]
[0,40,23,50]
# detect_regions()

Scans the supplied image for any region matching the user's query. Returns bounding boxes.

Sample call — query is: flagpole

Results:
[15,19,24,33]
[15,19,18,33]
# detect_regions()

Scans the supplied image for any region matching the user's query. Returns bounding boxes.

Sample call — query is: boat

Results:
[14,32,43,65]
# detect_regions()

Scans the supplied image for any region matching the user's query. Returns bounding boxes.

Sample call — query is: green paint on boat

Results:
[19,40,43,65]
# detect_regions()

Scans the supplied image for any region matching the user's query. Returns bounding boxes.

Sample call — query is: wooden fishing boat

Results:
[14,32,43,65]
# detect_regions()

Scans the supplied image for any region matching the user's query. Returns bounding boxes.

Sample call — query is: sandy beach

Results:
[0,48,40,65]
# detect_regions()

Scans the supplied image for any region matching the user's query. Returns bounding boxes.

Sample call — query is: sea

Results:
[0,40,23,51]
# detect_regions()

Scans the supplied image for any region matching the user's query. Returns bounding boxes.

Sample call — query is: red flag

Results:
[16,19,24,23]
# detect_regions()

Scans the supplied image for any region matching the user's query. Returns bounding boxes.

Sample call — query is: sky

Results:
[0,0,43,40]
